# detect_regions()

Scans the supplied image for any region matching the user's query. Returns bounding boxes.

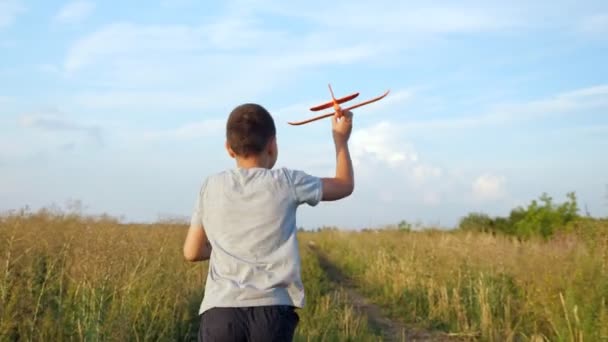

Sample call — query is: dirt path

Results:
[308,243,464,342]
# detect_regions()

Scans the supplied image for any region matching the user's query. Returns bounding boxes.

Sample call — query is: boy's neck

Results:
[236,156,270,169]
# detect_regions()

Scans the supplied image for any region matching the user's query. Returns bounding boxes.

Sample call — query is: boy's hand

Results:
[332,110,353,145]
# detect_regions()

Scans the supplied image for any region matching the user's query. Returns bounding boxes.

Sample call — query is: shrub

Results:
[459,192,580,239]
[458,213,494,233]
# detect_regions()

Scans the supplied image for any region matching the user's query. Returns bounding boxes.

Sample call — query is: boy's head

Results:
[226,103,277,168]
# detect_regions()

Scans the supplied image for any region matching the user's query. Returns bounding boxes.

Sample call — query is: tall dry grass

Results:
[0,208,378,341]
[309,224,608,341]
[0,209,203,341]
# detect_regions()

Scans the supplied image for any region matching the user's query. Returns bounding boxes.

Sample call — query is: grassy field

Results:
[0,209,377,341]
[304,221,608,341]
[1,208,606,341]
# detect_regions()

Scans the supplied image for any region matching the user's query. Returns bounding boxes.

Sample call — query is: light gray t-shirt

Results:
[191,167,323,314]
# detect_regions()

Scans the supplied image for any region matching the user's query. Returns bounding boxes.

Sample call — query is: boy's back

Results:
[183,103,354,341]
[192,167,322,313]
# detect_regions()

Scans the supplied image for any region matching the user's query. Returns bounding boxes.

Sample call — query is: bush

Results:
[512,192,579,239]
[458,213,494,233]
[459,192,580,239]
[397,220,412,232]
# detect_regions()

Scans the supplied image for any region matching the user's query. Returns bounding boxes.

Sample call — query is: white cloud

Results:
[0,140,33,160]
[64,23,204,72]
[63,21,376,73]
[496,84,608,120]
[271,44,376,69]
[356,88,415,115]
[579,14,608,36]
[160,0,196,8]
[400,84,608,132]
[73,90,213,112]
[0,0,25,28]
[54,1,95,24]
[270,102,311,119]
[574,124,608,135]
[37,64,61,74]
[349,121,446,208]
[19,110,103,145]
[142,119,224,141]
[379,89,415,106]
[472,174,507,201]
[411,164,442,184]
[61,2,586,126]
[370,6,510,33]
[351,121,418,167]
[61,20,287,73]
[350,121,444,187]
[60,17,384,117]
[270,2,519,35]
[204,16,288,50]
[560,84,608,99]
[423,191,441,206]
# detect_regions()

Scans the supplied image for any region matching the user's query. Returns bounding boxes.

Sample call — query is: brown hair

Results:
[226,103,276,157]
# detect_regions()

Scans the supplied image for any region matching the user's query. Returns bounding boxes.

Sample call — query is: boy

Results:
[183,103,354,341]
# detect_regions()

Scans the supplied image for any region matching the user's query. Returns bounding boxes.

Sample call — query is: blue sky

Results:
[1,0,607,229]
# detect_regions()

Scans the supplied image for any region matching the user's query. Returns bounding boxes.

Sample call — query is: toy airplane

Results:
[288,84,390,125]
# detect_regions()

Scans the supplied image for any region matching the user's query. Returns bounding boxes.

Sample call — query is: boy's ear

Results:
[225,141,236,158]
[267,136,277,156]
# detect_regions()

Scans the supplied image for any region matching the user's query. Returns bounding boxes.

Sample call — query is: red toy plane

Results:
[288,84,390,125]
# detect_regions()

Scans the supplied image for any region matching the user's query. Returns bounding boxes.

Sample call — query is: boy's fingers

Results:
[332,110,352,126]
[342,110,353,121]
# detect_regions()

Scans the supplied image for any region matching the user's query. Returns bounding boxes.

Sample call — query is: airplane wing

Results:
[289,89,390,126]
[309,92,359,111]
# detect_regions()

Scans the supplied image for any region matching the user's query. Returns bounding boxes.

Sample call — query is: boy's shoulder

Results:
[198,167,322,206]
[271,167,321,185]
[201,167,319,188]
[205,167,316,178]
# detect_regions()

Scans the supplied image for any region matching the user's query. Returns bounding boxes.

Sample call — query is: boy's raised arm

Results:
[321,111,354,201]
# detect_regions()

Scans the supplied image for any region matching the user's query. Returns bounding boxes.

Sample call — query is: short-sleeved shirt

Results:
[191,167,323,314]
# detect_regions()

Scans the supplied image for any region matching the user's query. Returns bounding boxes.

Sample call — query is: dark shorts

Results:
[198,305,299,342]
